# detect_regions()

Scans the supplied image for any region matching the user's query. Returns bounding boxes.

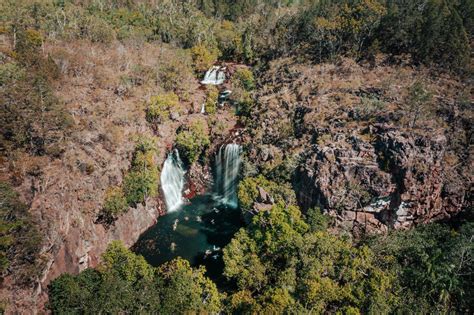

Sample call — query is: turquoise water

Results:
[132,194,243,283]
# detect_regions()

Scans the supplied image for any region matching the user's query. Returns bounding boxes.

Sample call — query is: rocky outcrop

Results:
[296,125,466,234]
[245,56,471,234]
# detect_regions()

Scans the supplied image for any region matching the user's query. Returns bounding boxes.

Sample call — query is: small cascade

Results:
[200,103,206,114]
[161,150,185,212]
[214,143,242,208]
[201,66,226,85]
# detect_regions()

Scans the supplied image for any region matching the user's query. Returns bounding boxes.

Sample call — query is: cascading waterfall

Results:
[201,66,226,85]
[161,150,185,212]
[214,143,242,208]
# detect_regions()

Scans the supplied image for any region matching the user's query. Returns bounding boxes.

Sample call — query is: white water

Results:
[161,150,185,212]
[201,66,226,85]
[201,103,206,114]
[214,143,242,208]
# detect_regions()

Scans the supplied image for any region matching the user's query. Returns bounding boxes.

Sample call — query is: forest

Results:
[0,0,473,314]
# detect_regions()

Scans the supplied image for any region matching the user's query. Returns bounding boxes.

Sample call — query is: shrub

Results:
[146,92,180,124]
[102,186,128,218]
[157,53,194,93]
[190,44,220,72]
[215,20,243,60]
[123,168,159,206]
[175,120,210,164]
[204,86,218,114]
[238,175,296,213]
[80,15,116,43]
[123,139,159,206]
[104,136,159,212]
[233,68,255,91]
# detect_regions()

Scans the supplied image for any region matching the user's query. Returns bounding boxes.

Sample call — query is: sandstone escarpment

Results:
[245,57,472,233]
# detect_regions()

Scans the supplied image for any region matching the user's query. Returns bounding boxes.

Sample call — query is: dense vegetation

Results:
[48,241,221,313]
[1,0,472,70]
[49,201,473,313]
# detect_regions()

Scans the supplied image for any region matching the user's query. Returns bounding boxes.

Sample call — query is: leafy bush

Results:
[127,137,159,204]
[215,20,243,60]
[233,68,255,91]
[102,186,128,219]
[190,44,220,72]
[80,15,116,43]
[103,137,159,214]
[238,175,296,213]
[146,92,180,124]
[175,120,210,164]
[402,80,433,128]
[369,222,474,313]
[156,53,194,93]
[204,85,218,114]
[305,207,332,232]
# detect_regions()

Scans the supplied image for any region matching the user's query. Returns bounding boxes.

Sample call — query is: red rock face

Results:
[244,57,471,236]
[296,125,467,234]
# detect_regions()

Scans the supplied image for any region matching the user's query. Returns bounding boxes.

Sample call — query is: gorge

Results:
[134,143,243,282]
[0,1,472,313]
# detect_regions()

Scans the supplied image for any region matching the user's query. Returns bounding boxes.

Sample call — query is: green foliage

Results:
[223,203,397,313]
[238,175,296,213]
[156,52,194,93]
[102,137,159,218]
[79,15,116,43]
[100,241,154,283]
[123,137,159,206]
[102,186,128,219]
[0,182,42,282]
[306,207,332,232]
[368,222,474,313]
[175,120,210,164]
[146,92,180,124]
[379,0,470,68]
[158,258,222,313]
[204,85,218,115]
[190,44,220,72]
[233,67,255,91]
[214,20,243,60]
[2,0,472,69]
[48,241,221,314]
[403,80,433,128]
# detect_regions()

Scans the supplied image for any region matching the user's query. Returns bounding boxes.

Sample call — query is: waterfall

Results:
[161,150,185,212]
[201,66,226,85]
[214,144,241,208]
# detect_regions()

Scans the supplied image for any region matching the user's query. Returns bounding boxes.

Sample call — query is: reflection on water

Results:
[132,194,243,283]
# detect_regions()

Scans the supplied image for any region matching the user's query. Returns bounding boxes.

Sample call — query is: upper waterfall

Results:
[214,143,242,208]
[161,150,185,212]
[201,66,226,85]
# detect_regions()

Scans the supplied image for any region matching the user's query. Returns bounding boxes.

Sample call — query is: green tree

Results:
[146,92,180,124]
[102,186,128,219]
[49,241,221,313]
[175,120,210,164]
[190,44,220,72]
[404,80,433,128]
